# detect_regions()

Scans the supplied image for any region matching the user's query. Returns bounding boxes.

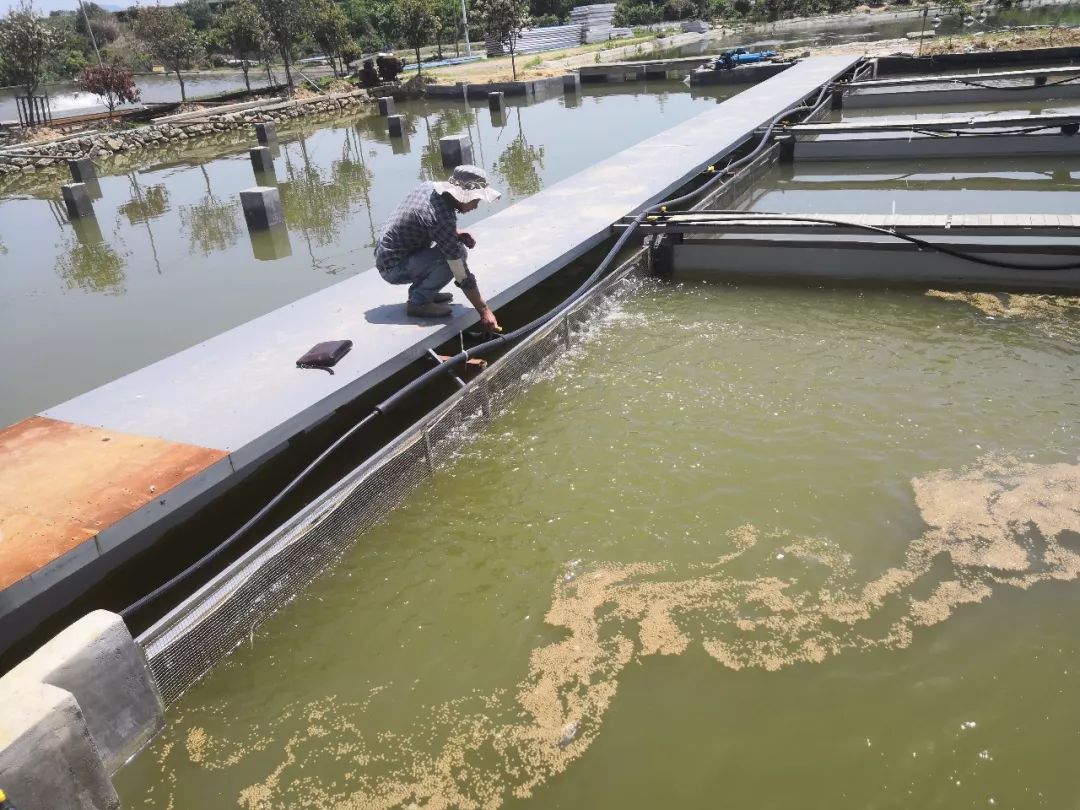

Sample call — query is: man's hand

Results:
[480,307,501,333]
[458,231,476,249]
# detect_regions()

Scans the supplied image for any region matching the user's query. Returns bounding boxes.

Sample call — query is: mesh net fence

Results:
[139,254,645,706]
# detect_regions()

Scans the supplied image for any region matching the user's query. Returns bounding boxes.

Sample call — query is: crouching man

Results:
[376,165,501,332]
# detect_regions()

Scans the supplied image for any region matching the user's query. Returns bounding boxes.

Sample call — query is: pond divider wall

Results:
[0,611,163,809]
[137,254,645,706]
[136,150,774,706]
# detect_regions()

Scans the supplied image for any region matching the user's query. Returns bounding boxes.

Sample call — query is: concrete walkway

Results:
[0,55,859,652]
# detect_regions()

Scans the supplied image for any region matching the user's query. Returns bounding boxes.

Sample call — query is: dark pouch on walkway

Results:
[296,340,352,375]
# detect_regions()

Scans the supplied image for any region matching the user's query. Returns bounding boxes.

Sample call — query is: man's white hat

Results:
[434,165,502,204]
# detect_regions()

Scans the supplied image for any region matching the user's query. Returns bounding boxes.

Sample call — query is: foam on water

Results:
[135,454,1079,809]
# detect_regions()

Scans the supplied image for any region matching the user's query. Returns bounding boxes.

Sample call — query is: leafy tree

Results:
[473,0,530,79]
[133,6,202,101]
[62,49,89,77]
[0,1,56,104]
[254,0,314,91]
[74,1,120,45]
[310,0,353,77]
[342,0,396,52]
[432,0,461,59]
[398,0,436,79]
[178,0,214,31]
[529,0,573,23]
[78,61,140,117]
[215,0,271,91]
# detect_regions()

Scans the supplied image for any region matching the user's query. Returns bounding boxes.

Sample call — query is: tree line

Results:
[0,0,533,100]
[1,0,953,110]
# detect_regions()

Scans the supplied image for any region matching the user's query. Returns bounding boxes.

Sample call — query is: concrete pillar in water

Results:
[250,223,293,260]
[6,610,164,774]
[240,185,284,230]
[250,146,275,176]
[255,121,277,144]
[387,114,405,138]
[0,681,120,810]
[0,610,165,809]
[440,135,473,169]
[777,134,795,165]
[67,158,96,184]
[488,91,505,113]
[61,183,94,219]
[377,96,396,116]
[563,73,581,94]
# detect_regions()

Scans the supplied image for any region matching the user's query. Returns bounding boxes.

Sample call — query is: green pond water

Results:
[115,273,1080,807]
[0,80,734,429]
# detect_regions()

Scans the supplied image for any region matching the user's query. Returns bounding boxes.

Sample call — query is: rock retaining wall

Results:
[0,89,371,183]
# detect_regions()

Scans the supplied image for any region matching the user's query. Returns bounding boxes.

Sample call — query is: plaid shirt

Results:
[375,182,468,276]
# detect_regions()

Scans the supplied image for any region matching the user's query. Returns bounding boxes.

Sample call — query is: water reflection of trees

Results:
[495,108,545,199]
[179,165,242,257]
[55,223,127,295]
[121,173,166,275]
[277,128,375,252]
[418,105,479,182]
[119,182,169,225]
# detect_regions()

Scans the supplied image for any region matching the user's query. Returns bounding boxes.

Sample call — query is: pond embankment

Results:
[0,89,372,186]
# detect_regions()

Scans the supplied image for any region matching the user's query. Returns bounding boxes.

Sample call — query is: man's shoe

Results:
[406,301,452,318]
[432,292,453,303]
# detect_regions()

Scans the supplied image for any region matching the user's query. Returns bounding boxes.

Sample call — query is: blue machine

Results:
[710,48,779,71]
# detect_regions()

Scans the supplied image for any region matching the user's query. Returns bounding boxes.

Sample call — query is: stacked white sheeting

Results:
[486,23,584,56]
[570,4,632,44]
[485,4,633,58]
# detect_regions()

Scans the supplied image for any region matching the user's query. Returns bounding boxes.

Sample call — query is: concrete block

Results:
[563,72,581,93]
[254,121,277,144]
[439,135,473,169]
[249,145,275,176]
[67,157,96,183]
[8,610,164,774]
[377,96,396,116]
[61,182,93,219]
[0,680,120,810]
[240,185,285,230]
[387,114,405,138]
[488,91,506,113]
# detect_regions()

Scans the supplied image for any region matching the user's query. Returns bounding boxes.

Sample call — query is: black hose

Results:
[120,410,380,619]
[119,77,841,620]
[670,211,1080,271]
